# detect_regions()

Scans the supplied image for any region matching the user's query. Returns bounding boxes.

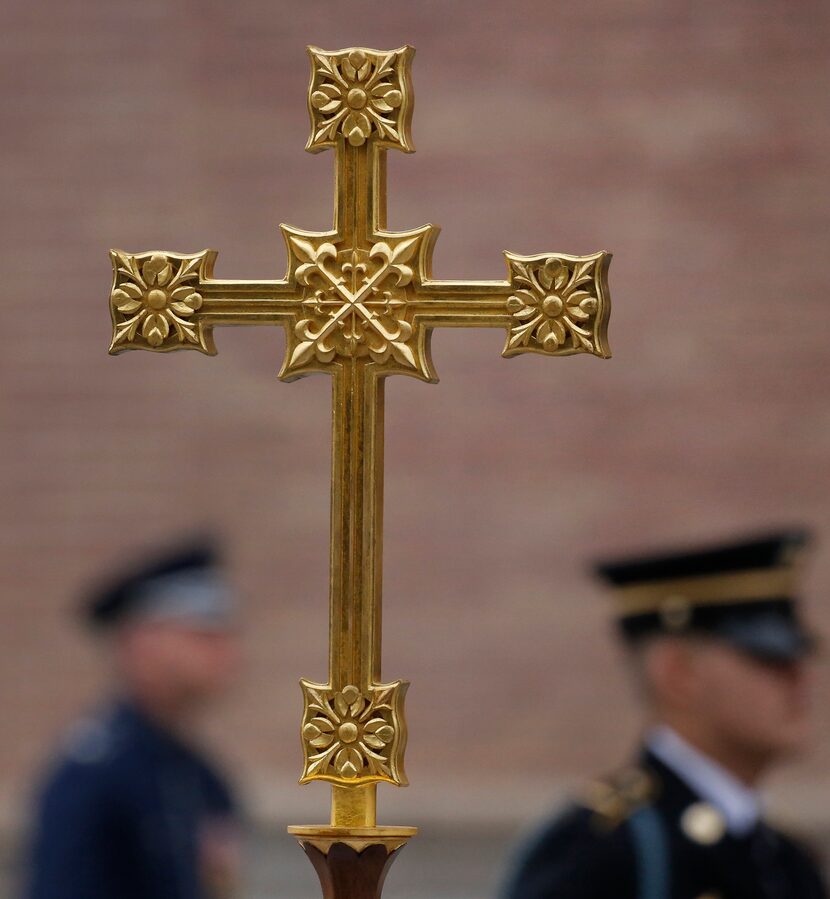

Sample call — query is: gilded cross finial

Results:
[107,45,612,852]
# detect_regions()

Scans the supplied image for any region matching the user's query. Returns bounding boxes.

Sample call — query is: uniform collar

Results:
[114,697,192,757]
[646,725,761,837]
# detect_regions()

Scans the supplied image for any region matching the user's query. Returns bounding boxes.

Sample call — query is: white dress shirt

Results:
[646,725,762,837]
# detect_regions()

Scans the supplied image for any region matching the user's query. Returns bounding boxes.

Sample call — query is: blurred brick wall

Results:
[1,0,829,830]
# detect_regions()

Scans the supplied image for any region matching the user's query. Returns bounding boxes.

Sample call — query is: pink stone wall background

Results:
[2,0,829,831]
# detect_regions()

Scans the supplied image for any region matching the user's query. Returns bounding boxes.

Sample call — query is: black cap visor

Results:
[714,611,816,663]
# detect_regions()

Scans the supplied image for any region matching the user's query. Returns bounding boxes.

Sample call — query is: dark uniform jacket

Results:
[24,701,237,899]
[503,750,827,899]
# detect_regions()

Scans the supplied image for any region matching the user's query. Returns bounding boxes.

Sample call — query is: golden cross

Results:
[108,45,611,846]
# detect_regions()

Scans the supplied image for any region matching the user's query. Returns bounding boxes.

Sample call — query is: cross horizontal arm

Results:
[409,280,511,328]
[409,250,611,364]
[199,280,300,324]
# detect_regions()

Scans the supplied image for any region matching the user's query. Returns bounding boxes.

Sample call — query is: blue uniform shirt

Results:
[24,700,238,899]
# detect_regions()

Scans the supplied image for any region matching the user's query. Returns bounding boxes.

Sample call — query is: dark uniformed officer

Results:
[502,530,827,899]
[24,538,241,899]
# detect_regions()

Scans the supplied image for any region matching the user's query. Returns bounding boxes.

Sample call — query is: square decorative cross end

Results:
[299,679,409,787]
[502,251,611,359]
[306,46,415,153]
[108,250,216,355]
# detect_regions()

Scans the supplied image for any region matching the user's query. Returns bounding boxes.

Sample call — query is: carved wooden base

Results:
[288,826,417,899]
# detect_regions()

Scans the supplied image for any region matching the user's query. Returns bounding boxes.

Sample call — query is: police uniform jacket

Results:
[25,700,237,899]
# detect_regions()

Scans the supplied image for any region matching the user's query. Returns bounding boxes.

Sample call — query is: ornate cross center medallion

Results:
[286,231,428,373]
[107,45,612,867]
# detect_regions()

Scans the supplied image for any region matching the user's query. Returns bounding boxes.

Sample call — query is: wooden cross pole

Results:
[107,45,612,898]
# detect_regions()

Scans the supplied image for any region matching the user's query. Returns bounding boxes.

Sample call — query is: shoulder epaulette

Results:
[61,714,115,766]
[582,765,656,830]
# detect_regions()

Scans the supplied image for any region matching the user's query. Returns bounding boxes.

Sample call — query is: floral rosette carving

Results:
[299,680,408,786]
[502,252,611,358]
[306,46,414,152]
[281,228,432,379]
[109,250,214,354]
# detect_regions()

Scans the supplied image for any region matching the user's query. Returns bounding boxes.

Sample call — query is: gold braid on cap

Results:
[615,567,796,618]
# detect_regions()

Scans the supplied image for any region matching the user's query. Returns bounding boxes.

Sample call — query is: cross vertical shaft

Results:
[329,136,389,828]
[328,363,385,825]
[330,362,384,691]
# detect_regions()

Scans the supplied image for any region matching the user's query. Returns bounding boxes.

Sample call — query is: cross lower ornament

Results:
[108,45,611,899]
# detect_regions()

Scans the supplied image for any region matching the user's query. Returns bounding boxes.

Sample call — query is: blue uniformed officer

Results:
[502,530,827,899]
[23,538,241,899]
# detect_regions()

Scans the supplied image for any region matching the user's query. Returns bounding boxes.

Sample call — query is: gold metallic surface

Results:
[287,825,417,855]
[615,567,795,616]
[680,802,727,846]
[329,785,377,828]
[107,45,612,830]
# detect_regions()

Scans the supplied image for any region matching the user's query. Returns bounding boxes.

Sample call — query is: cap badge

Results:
[681,802,726,845]
[660,594,692,632]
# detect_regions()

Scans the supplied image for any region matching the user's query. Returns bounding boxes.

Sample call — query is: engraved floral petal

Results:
[568,291,598,316]
[341,57,357,81]
[340,685,361,706]
[514,289,538,307]
[308,716,335,734]
[345,126,365,146]
[343,50,369,82]
[142,312,169,347]
[378,88,402,108]
[344,111,371,146]
[567,306,590,321]
[542,259,568,291]
[318,99,342,114]
[170,287,202,313]
[334,746,362,778]
[513,306,537,320]
[364,719,395,744]
[170,302,201,317]
[302,721,335,749]
[112,288,143,313]
[371,99,396,113]
[311,90,341,111]
[334,693,349,718]
[142,254,172,287]
[548,318,566,344]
